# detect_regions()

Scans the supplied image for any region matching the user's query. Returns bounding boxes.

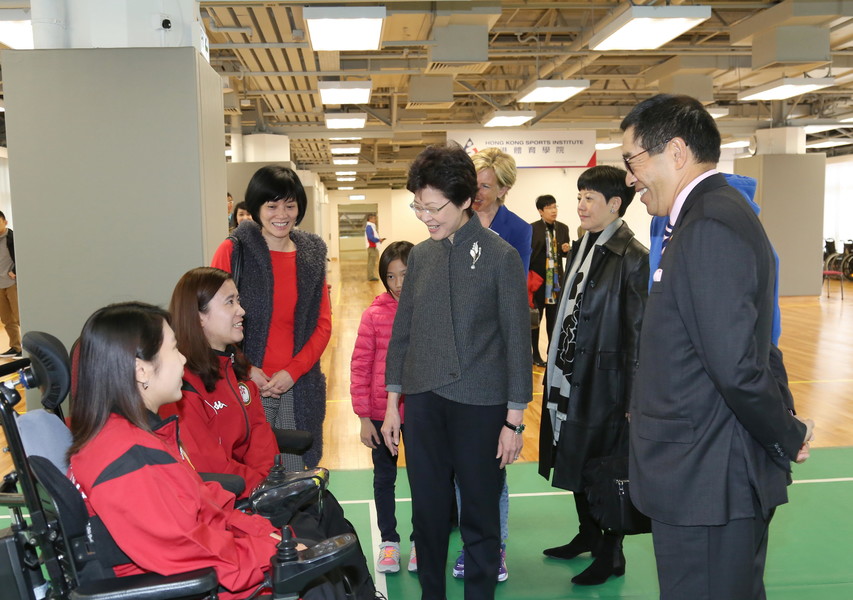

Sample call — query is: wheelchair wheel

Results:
[824,253,842,271]
[842,253,853,281]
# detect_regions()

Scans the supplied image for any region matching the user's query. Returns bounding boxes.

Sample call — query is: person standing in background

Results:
[529,195,570,367]
[0,211,20,358]
[471,148,532,271]
[226,192,234,229]
[365,214,385,281]
[212,165,331,470]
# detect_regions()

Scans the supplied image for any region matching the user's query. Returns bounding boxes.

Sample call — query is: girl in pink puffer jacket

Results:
[350,241,414,575]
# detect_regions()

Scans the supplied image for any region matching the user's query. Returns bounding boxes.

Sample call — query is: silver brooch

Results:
[470,241,481,269]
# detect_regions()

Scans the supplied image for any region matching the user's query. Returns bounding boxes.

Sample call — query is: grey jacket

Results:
[386,216,532,409]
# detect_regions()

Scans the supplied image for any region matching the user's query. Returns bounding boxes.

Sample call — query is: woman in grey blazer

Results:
[382,143,531,600]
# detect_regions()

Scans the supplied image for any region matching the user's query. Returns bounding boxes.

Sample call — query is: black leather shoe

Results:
[533,359,546,368]
[543,534,594,560]
[570,549,625,586]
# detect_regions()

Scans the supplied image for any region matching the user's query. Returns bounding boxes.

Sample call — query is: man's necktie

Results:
[661,220,674,253]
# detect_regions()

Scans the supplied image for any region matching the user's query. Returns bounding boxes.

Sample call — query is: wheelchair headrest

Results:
[22,331,71,411]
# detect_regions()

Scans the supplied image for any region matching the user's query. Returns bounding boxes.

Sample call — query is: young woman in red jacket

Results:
[350,241,413,574]
[163,266,278,496]
[68,302,281,600]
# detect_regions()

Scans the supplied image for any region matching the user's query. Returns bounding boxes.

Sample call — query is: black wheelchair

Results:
[0,332,361,600]
[824,238,853,281]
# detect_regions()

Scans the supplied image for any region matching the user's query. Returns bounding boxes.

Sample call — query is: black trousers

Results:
[369,419,410,543]
[531,302,559,357]
[651,494,773,600]
[404,392,505,600]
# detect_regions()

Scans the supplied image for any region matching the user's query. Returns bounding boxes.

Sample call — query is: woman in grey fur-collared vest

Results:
[212,165,330,469]
[381,144,532,600]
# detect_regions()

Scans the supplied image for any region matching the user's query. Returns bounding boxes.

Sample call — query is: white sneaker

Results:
[376,541,400,573]
[408,543,418,572]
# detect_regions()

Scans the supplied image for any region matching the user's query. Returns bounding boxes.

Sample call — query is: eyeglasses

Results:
[623,139,671,175]
[409,199,451,216]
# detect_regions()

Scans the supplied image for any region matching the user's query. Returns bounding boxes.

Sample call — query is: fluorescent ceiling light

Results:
[837,113,853,123]
[802,124,838,134]
[304,6,385,51]
[707,107,729,119]
[338,186,354,190]
[337,177,356,182]
[333,158,359,165]
[0,20,33,50]
[807,139,853,149]
[349,194,366,200]
[330,144,361,155]
[335,171,357,176]
[483,110,536,128]
[318,81,372,105]
[589,5,711,51]
[517,80,589,103]
[325,112,367,129]
[720,140,750,149]
[330,136,363,141]
[595,142,621,150]
[737,77,835,102]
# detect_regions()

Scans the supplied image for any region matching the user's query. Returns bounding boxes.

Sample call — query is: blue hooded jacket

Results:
[648,173,782,344]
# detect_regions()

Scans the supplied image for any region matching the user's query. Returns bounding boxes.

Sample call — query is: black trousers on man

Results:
[404,392,505,600]
[651,494,773,600]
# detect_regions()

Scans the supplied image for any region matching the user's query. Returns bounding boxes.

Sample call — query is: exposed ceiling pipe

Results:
[202,9,253,36]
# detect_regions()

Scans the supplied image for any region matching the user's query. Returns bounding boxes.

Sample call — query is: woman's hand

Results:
[497,409,524,468]
[360,417,380,449]
[260,370,295,397]
[381,393,402,456]
[497,426,523,469]
[250,366,270,392]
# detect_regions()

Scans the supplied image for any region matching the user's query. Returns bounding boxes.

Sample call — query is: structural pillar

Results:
[735,127,824,296]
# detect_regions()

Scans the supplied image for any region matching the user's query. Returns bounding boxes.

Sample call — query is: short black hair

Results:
[535,195,557,211]
[407,143,477,215]
[378,241,414,293]
[244,165,308,226]
[620,94,721,165]
[577,165,636,217]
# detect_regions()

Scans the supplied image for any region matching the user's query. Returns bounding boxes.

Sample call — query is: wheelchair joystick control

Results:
[271,532,359,599]
[275,528,299,563]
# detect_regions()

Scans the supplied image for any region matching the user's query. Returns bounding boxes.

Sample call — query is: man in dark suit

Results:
[621,94,814,600]
[529,195,570,366]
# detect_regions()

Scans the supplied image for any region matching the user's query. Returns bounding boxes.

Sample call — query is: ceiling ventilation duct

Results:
[223,92,242,115]
[406,76,455,109]
[426,25,489,74]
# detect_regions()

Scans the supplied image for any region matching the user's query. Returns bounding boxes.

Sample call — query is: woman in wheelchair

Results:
[67,302,282,599]
[164,267,377,600]
[164,266,279,496]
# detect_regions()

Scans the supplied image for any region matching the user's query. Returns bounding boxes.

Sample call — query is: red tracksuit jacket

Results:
[68,413,279,600]
[161,351,278,496]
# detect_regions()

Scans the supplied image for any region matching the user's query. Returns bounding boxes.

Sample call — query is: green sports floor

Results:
[331,447,853,600]
[2,447,849,599]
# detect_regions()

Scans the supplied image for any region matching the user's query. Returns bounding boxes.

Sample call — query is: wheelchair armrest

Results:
[199,472,246,497]
[273,428,313,454]
[70,567,218,600]
[250,468,329,528]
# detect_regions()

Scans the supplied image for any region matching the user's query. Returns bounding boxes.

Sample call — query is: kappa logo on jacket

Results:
[212,401,227,411]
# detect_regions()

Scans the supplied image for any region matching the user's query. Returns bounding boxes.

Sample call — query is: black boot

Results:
[543,533,595,560]
[570,534,625,586]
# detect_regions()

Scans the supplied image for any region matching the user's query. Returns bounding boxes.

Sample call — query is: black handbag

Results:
[583,425,651,536]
